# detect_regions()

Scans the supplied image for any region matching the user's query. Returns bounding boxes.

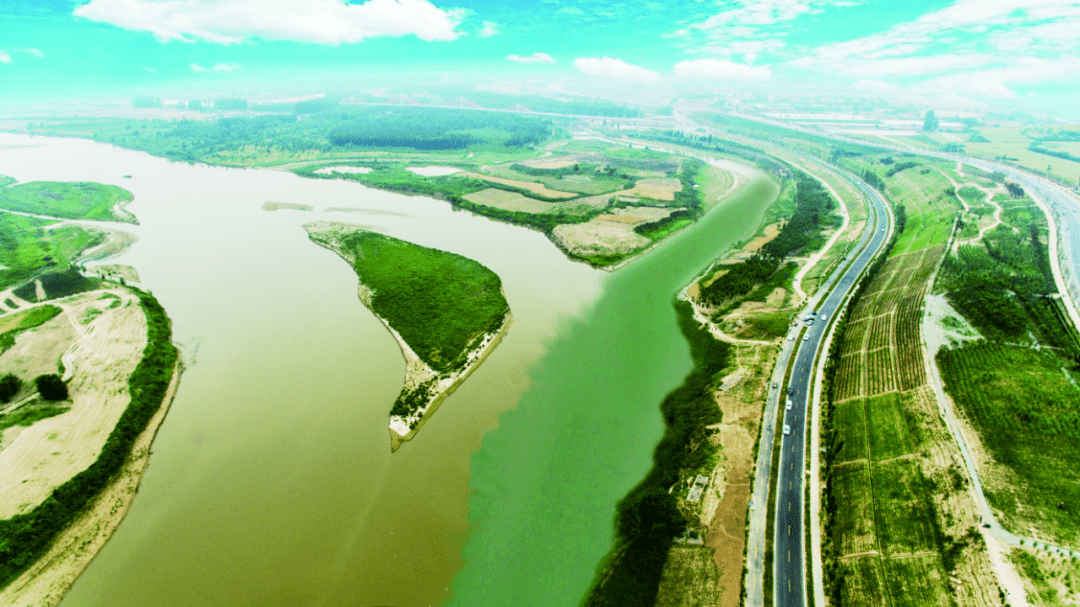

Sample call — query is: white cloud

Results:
[73,0,466,44]
[557,7,584,15]
[0,51,10,64]
[507,52,555,64]
[673,58,771,81]
[574,57,663,83]
[794,0,1080,77]
[20,48,44,58]
[144,66,156,72]
[191,62,240,72]
[478,20,500,37]
[851,79,902,94]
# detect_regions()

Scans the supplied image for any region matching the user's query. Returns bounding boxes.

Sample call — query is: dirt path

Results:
[945,168,1006,251]
[792,166,852,302]
[679,291,777,346]
[0,288,147,519]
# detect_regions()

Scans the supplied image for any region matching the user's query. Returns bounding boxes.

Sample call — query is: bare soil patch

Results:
[462,188,564,213]
[0,289,147,518]
[620,178,682,201]
[551,219,650,258]
[460,172,578,199]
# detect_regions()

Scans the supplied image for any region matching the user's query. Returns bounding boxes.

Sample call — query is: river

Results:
[0,134,776,606]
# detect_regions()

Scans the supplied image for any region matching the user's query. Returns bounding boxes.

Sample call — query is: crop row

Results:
[866,346,898,396]
[834,352,865,402]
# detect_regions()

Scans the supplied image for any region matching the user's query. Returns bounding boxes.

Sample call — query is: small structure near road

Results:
[687,474,710,503]
[718,369,745,392]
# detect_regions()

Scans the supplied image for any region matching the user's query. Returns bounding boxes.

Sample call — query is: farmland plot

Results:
[837,556,889,607]
[882,554,952,607]
[832,463,879,556]
[823,160,978,607]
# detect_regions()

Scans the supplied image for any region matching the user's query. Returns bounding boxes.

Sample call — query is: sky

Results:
[1,0,1078,116]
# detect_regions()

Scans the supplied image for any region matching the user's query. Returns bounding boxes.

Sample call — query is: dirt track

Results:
[0,288,146,518]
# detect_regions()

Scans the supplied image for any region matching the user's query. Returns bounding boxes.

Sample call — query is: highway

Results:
[771,178,891,607]
[680,109,1080,602]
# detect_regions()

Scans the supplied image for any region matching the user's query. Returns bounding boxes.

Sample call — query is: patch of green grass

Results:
[653,547,721,607]
[832,400,868,463]
[939,343,1080,544]
[866,393,916,461]
[746,311,791,338]
[835,557,888,607]
[882,554,952,607]
[0,181,135,223]
[831,463,878,556]
[872,459,941,555]
[0,402,70,430]
[957,185,985,207]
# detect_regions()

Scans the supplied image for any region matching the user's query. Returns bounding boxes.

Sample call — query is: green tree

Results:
[0,373,21,403]
[34,374,68,401]
[923,110,939,131]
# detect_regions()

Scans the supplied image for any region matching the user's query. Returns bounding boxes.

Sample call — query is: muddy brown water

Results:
[0,134,777,607]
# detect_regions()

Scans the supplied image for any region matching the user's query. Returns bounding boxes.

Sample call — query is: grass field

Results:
[883,555,951,607]
[0,181,136,224]
[823,159,978,607]
[939,343,1080,544]
[837,557,888,607]
[0,212,105,290]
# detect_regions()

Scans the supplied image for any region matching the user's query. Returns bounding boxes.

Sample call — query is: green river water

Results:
[449,173,779,605]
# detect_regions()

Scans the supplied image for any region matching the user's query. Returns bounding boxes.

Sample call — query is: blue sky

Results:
[1,0,1078,115]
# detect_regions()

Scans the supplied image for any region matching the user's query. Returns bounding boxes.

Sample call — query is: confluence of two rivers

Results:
[0,134,778,607]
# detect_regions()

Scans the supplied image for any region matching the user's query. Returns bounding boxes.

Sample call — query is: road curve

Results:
[772,178,892,607]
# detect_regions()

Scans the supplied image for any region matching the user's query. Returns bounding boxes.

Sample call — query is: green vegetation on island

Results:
[0,289,178,588]
[306,223,510,441]
[0,211,104,291]
[0,180,136,224]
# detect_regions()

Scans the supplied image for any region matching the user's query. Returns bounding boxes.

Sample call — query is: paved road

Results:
[773,179,891,607]
[714,110,1080,570]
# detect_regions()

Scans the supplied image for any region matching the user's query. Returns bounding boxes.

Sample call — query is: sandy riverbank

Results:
[0,358,182,607]
[387,310,512,451]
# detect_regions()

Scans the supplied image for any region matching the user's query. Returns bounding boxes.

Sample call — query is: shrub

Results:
[34,374,68,401]
[0,373,20,403]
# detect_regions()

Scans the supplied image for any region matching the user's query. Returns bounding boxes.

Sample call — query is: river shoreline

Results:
[304,220,513,451]
[0,358,183,607]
